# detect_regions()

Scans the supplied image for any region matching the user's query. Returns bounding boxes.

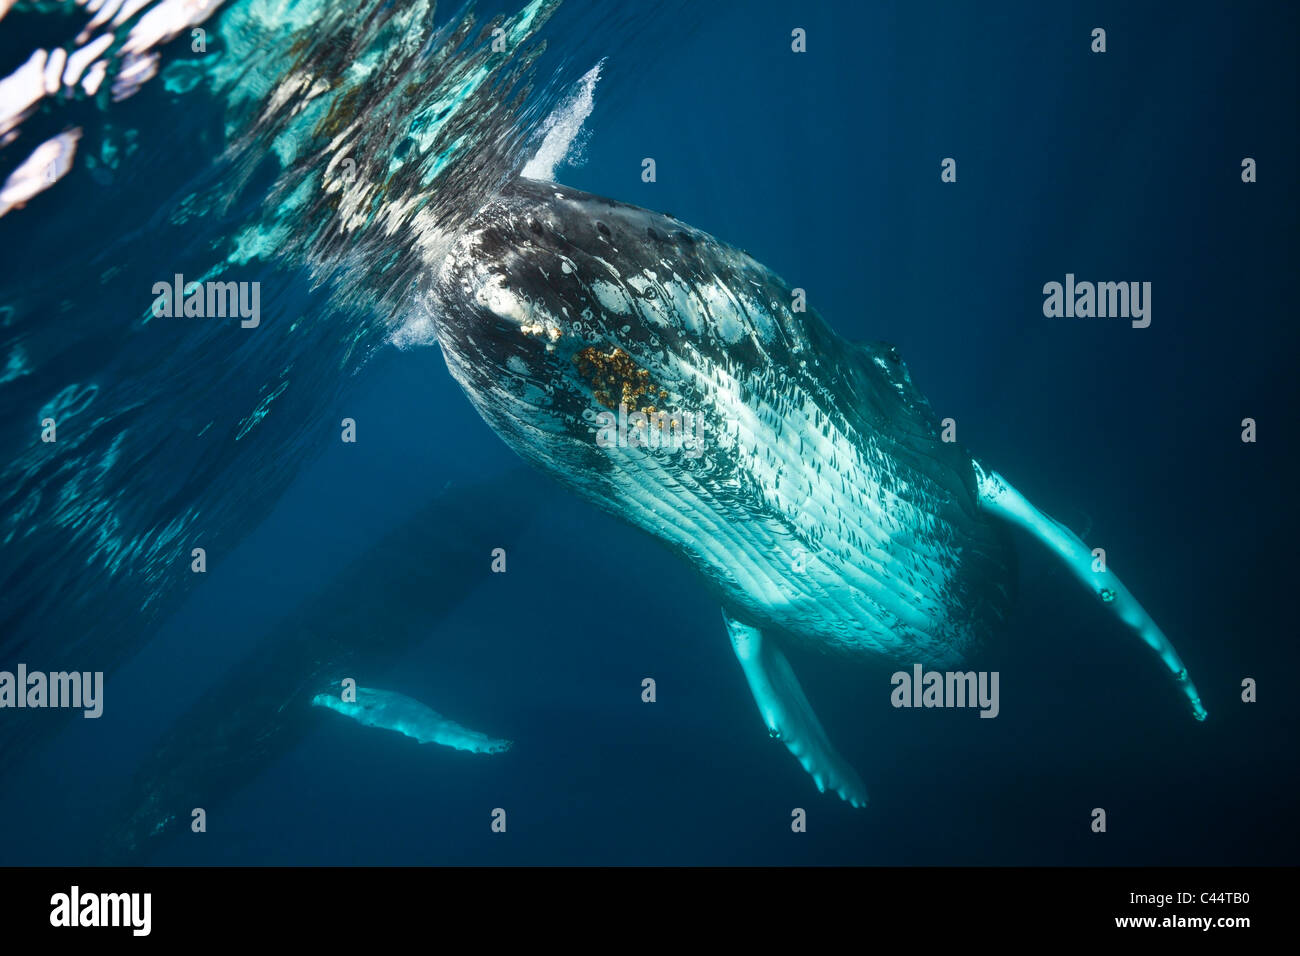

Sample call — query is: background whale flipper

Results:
[724,611,868,809]
[972,461,1207,722]
[94,470,543,863]
[313,686,513,754]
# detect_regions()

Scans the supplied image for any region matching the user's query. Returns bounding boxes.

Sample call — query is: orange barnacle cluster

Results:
[572,346,664,414]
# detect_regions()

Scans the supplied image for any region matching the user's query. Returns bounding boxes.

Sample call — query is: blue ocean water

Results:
[0,0,1296,864]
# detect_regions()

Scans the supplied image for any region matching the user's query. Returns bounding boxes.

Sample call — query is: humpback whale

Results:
[430,177,1206,808]
[98,471,541,862]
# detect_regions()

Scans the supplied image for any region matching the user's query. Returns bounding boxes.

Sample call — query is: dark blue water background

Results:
[0,0,1295,863]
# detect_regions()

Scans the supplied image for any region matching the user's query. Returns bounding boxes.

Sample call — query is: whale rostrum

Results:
[431,177,1205,807]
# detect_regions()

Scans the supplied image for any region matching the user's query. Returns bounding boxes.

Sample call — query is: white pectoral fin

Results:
[312,688,512,754]
[426,717,512,754]
[972,460,1207,721]
[723,610,868,808]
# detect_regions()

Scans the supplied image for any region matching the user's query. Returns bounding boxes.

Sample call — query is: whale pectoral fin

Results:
[723,611,869,808]
[972,460,1208,721]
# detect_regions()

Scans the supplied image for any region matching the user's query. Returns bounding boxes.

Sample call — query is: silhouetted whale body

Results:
[432,177,1205,807]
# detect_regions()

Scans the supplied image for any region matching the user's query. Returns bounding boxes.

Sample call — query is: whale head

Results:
[432,178,737,468]
[433,177,1014,664]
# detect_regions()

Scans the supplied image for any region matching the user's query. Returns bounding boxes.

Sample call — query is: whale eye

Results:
[595,221,611,238]
[646,227,663,241]
[528,218,543,236]
[675,231,694,245]
[886,346,901,364]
